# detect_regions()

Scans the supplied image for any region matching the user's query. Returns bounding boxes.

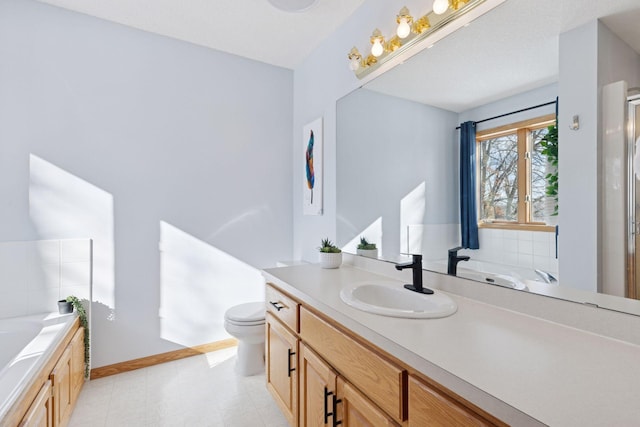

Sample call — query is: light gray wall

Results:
[0,0,293,367]
[293,0,408,262]
[559,20,640,293]
[336,89,458,259]
[559,21,599,292]
[458,83,558,130]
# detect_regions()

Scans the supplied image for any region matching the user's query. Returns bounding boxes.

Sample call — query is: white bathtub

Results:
[424,259,558,290]
[0,313,77,422]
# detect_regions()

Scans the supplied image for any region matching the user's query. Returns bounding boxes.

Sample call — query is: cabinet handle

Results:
[324,387,333,425]
[287,349,296,377]
[332,394,343,427]
[324,388,342,426]
[269,301,285,311]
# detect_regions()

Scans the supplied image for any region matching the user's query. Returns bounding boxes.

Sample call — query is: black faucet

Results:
[447,247,470,276]
[395,254,433,294]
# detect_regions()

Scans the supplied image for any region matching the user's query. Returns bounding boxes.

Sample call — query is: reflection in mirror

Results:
[337,0,640,313]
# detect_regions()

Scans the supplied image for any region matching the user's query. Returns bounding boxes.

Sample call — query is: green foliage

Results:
[539,123,558,215]
[66,295,90,378]
[357,237,377,250]
[319,238,341,253]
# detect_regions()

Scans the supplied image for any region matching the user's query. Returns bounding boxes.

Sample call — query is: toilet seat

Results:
[224,302,265,326]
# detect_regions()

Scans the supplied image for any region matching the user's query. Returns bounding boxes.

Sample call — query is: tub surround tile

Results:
[0,239,91,319]
[61,239,92,263]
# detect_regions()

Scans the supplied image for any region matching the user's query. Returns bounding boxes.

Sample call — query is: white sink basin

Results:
[457,270,528,290]
[340,282,457,319]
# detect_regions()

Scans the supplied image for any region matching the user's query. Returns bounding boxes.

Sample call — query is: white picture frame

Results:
[303,117,323,215]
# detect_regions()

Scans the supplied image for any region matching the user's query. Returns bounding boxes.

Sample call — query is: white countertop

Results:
[262,264,640,427]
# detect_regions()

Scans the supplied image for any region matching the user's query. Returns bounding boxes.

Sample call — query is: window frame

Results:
[475,113,556,232]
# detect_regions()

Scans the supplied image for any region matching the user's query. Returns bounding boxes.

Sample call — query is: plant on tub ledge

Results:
[66,295,91,379]
[356,237,378,259]
[318,238,342,269]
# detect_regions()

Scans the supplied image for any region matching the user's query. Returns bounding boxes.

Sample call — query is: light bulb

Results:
[371,40,384,57]
[397,18,411,39]
[433,0,449,15]
[349,57,360,71]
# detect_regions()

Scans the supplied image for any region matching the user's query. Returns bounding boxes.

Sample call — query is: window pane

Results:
[479,134,518,221]
[531,127,550,222]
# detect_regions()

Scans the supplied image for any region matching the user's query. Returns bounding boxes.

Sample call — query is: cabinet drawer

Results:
[266,284,299,332]
[408,376,500,427]
[300,307,406,423]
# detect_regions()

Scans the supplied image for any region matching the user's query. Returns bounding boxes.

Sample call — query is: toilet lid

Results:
[225,301,265,323]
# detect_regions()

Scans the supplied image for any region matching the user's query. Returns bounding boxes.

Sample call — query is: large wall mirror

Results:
[337,0,640,314]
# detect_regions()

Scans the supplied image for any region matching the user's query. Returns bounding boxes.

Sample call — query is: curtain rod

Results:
[455,99,557,130]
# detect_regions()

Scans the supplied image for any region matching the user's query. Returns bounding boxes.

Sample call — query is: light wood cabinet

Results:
[51,347,73,427]
[70,327,85,406]
[299,307,405,424]
[266,312,299,427]
[265,283,505,427]
[299,343,337,427]
[408,375,497,427]
[337,378,398,427]
[19,380,53,427]
[5,320,84,427]
[300,343,397,427]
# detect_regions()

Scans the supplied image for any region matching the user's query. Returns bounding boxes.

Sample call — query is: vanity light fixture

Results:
[348,0,498,79]
[348,47,362,71]
[432,0,450,15]
[396,7,413,39]
[433,0,471,15]
[370,29,385,57]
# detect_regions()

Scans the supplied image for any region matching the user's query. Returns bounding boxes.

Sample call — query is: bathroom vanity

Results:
[262,262,640,426]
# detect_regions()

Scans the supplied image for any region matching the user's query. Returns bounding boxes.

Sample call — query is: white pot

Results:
[356,249,378,259]
[319,252,342,269]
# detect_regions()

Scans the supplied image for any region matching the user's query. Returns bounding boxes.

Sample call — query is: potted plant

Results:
[66,296,91,378]
[318,238,342,269]
[58,299,73,314]
[356,237,378,258]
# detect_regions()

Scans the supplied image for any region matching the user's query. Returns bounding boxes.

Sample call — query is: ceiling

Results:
[35,0,640,110]
[365,0,640,112]
[36,0,366,69]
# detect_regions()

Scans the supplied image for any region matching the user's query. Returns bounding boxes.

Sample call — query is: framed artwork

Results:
[303,117,323,215]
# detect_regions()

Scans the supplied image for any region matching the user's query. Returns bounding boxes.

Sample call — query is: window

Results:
[477,114,556,230]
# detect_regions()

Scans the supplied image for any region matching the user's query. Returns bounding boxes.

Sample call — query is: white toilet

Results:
[223,301,266,376]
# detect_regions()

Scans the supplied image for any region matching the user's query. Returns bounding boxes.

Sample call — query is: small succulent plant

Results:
[357,237,377,250]
[319,238,341,253]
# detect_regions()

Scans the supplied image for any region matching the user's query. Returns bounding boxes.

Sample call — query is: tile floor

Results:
[68,347,288,427]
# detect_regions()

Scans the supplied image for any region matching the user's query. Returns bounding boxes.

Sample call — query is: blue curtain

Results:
[460,121,479,249]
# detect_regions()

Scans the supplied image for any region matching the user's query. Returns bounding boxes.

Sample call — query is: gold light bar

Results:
[348,0,490,79]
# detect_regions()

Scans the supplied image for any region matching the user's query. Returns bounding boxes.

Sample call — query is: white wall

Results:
[293,0,427,261]
[558,21,600,292]
[559,20,640,293]
[458,83,558,131]
[336,89,458,260]
[0,0,293,367]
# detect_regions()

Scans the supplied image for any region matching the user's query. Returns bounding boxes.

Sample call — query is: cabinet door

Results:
[299,308,405,423]
[336,378,398,427]
[51,347,72,427]
[299,344,338,427]
[266,313,299,426]
[408,376,495,427]
[70,327,85,406]
[19,380,53,427]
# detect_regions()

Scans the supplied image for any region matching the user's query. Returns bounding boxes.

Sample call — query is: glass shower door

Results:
[628,92,640,299]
